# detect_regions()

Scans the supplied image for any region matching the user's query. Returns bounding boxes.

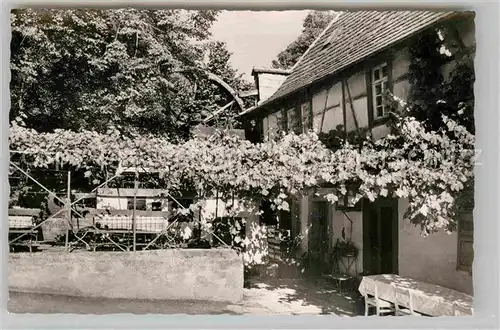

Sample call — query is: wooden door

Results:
[308,200,330,272]
[363,198,399,275]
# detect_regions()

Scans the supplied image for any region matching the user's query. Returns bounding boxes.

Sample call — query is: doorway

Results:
[362,198,399,275]
[308,200,330,273]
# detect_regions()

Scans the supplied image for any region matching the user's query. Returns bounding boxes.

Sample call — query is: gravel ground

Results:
[8,277,360,316]
[8,291,239,315]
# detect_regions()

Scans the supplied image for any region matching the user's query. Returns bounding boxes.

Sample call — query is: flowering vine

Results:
[10,105,474,257]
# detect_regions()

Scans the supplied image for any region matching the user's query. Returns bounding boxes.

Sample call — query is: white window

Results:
[372,63,389,119]
[301,102,311,133]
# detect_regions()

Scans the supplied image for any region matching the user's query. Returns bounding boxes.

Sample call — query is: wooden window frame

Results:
[127,197,147,211]
[279,108,288,132]
[371,62,390,119]
[151,201,162,211]
[300,101,313,134]
[286,107,299,134]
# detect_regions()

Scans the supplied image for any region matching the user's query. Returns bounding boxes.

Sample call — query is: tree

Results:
[271,10,339,69]
[10,8,228,140]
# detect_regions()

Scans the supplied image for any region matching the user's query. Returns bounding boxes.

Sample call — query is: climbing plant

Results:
[406,20,474,133]
[10,104,474,234]
[405,20,475,214]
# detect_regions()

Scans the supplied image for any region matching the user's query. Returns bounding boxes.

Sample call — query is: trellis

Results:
[8,106,476,245]
[8,150,232,253]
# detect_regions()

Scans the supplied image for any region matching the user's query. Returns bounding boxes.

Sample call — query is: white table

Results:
[358,274,473,316]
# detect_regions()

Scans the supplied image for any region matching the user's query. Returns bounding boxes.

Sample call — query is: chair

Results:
[364,285,396,316]
[322,272,352,294]
[395,289,422,316]
[322,242,357,293]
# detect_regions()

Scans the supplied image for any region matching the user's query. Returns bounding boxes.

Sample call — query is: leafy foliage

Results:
[10,105,474,238]
[405,21,475,213]
[10,8,249,140]
[271,10,339,69]
[406,23,475,134]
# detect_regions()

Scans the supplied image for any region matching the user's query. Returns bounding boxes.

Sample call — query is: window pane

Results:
[376,106,383,118]
[301,103,310,117]
[151,202,162,211]
[375,84,382,95]
[287,108,296,131]
[383,81,388,91]
[382,64,388,78]
[128,198,146,211]
[373,68,380,80]
[376,95,383,107]
[302,116,310,131]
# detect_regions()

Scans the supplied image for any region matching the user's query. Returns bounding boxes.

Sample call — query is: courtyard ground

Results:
[8,275,361,316]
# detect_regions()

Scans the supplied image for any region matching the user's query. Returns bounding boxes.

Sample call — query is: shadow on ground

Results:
[9,271,362,315]
[237,274,362,316]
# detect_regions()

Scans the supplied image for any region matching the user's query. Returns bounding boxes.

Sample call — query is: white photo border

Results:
[1,1,498,329]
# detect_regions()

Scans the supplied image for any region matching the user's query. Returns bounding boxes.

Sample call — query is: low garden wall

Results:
[9,249,244,303]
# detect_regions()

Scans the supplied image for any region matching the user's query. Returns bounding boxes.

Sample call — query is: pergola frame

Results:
[8,150,231,253]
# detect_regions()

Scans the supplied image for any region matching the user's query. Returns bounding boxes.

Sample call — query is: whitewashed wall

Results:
[398,199,473,294]
[311,82,343,133]
[257,73,288,104]
[260,20,475,282]
[332,210,363,276]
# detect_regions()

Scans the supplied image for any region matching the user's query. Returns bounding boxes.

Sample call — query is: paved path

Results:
[8,277,360,316]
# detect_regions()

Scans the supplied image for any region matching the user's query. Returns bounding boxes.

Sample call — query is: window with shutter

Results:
[457,213,473,273]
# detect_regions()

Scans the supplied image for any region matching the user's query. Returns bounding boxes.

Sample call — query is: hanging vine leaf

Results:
[10,106,474,237]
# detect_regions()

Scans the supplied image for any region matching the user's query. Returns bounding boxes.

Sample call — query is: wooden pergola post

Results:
[65,170,71,250]
[132,169,138,252]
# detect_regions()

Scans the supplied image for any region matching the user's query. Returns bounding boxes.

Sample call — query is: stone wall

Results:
[9,249,244,303]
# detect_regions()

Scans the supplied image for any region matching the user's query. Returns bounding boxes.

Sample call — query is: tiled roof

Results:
[258,10,457,109]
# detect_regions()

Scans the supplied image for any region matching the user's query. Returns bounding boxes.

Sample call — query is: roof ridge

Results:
[261,11,455,108]
[290,11,343,72]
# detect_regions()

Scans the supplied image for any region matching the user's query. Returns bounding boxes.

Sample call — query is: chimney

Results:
[251,68,291,105]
